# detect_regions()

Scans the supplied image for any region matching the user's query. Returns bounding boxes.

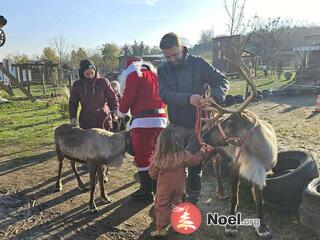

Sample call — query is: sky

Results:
[0,0,320,58]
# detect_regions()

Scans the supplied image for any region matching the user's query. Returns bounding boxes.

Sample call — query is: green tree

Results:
[131,40,141,56]
[71,47,88,67]
[101,43,121,71]
[11,54,29,64]
[149,46,162,54]
[41,47,60,64]
[121,44,132,56]
[87,48,106,73]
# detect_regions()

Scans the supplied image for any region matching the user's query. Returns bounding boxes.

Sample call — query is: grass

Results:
[0,75,317,240]
[1,83,69,100]
[0,70,296,155]
[0,100,68,156]
[228,70,296,95]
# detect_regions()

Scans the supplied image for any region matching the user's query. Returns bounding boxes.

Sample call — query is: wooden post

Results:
[16,66,20,82]
[40,65,46,95]
[52,77,57,97]
[26,69,31,94]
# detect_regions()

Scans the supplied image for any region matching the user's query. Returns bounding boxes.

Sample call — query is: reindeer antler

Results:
[203,36,257,125]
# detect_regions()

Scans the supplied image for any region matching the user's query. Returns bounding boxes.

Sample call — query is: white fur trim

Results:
[130,117,167,129]
[118,61,157,95]
[138,167,149,171]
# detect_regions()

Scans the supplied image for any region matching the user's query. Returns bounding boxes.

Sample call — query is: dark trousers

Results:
[167,124,202,200]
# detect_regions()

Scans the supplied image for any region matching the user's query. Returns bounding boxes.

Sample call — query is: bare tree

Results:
[51,34,69,82]
[199,27,215,44]
[224,0,246,36]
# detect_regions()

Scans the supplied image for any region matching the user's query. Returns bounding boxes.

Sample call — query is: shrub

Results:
[47,86,70,119]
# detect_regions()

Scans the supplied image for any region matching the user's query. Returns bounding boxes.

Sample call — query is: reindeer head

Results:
[203,111,257,147]
[121,129,135,156]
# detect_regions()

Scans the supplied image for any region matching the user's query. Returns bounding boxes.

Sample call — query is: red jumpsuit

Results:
[117,61,167,170]
[148,150,206,230]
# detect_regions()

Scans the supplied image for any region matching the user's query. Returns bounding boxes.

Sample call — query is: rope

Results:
[194,106,214,153]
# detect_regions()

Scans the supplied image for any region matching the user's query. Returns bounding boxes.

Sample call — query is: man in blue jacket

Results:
[158,32,229,204]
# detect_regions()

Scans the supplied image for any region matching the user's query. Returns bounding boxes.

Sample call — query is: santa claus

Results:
[117,56,167,201]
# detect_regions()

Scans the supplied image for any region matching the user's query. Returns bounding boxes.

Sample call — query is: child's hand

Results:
[200,143,214,153]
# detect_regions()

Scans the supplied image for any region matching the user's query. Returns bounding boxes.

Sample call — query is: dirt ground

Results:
[0,95,319,240]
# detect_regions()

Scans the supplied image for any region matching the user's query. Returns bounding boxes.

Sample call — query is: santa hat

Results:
[118,60,157,95]
[125,56,143,68]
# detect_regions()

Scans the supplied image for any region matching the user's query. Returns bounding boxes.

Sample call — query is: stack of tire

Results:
[255,90,264,101]
[224,94,245,107]
[299,178,320,235]
[263,151,319,213]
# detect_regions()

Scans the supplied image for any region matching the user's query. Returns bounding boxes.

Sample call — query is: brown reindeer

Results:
[54,124,133,212]
[202,42,277,239]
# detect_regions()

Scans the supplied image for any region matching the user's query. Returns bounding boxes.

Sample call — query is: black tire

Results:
[254,95,263,101]
[263,151,319,203]
[262,90,273,98]
[225,95,236,107]
[0,29,6,47]
[285,88,298,97]
[299,203,320,235]
[301,178,320,213]
[265,196,302,214]
[272,90,286,97]
[234,95,245,104]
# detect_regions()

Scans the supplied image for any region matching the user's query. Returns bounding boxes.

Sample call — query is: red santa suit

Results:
[117,60,167,170]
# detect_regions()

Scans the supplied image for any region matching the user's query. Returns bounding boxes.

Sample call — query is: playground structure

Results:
[0,59,61,101]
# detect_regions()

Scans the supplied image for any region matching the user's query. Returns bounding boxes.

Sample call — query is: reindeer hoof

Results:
[100,196,113,204]
[54,185,62,192]
[88,205,98,213]
[225,225,238,237]
[256,224,272,239]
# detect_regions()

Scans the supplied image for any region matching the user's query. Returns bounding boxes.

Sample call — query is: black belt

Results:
[132,108,165,121]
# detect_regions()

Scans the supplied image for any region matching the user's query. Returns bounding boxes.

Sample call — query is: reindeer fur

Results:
[54,124,132,212]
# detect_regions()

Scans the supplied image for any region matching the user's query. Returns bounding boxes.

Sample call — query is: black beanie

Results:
[79,59,96,79]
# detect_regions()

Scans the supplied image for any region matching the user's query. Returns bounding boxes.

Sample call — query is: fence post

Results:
[40,65,46,95]
[26,69,31,94]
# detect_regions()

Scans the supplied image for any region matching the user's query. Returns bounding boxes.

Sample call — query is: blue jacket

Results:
[158,48,229,128]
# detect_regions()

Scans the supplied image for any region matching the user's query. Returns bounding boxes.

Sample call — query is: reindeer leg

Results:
[87,162,98,213]
[103,166,109,184]
[54,155,64,192]
[225,167,239,237]
[70,161,87,191]
[98,165,113,204]
[212,155,228,200]
[252,185,272,239]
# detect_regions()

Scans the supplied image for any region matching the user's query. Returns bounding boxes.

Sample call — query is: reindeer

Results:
[201,41,277,239]
[54,124,133,212]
